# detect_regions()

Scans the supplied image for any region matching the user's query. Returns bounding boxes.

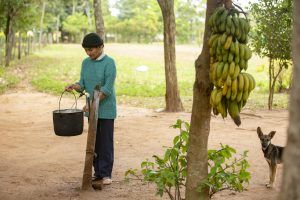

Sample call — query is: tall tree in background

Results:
[279,0,300,198]
[175,0,206,44]
[157,0,183,112]
[0,0,34,67]
[250,0,292,110]
[185,0,220,199]
[93,0,105,39]
[39,1,46,49]
[115,0,160,43]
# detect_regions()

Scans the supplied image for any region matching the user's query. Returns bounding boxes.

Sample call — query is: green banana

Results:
[228,100,241,126]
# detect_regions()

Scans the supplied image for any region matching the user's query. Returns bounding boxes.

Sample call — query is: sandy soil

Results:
[0,90,288,200]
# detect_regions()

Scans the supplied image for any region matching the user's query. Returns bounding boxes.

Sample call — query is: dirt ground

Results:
[0,90,288,200]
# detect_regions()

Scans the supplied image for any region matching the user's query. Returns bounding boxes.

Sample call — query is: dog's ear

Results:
[269,131,276,139]
[257,127,263,138]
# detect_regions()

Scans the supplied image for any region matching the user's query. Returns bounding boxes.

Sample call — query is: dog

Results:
[257,127,284,188]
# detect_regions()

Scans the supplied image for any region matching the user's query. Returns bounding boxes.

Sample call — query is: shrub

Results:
[125,119,251,199]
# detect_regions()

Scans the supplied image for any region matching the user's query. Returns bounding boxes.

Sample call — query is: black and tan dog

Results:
[257,127,284,188]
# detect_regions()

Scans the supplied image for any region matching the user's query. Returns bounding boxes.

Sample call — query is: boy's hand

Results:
[99,92,106,101]
[83,105,89,112]
[65,84,80,92]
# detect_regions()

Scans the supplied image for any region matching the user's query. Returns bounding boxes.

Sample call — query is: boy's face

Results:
[84,45,103,60]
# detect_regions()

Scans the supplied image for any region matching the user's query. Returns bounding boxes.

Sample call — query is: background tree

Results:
[114,0,161,43]
[250,0,292,110]
[279,0,300,198]
[93,0,105,39]
[185,0,221,199]
[175,0,206,44]
[157,0,183,112]
[39,1,46,49]
[62,13,89,42]
[0,0,41,67]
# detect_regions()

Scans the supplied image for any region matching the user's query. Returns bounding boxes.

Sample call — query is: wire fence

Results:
[0,32,53,67]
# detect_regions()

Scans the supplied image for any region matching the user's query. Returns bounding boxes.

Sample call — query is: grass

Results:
[0,64,20,94]
[0,43,290,111]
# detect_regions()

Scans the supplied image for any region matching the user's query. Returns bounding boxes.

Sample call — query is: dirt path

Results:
[0,90,288,200]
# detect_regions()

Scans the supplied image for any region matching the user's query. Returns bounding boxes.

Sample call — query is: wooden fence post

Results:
[82,85,101,190]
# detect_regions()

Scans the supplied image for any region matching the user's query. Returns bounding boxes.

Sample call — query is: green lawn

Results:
[0,43,289,111]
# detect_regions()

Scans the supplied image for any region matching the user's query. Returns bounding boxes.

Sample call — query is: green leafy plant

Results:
[198,144,251,198]
[125,119,251,199]
[126,119,188,200]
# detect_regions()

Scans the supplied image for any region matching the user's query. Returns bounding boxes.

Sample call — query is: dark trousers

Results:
[93,119,114,179]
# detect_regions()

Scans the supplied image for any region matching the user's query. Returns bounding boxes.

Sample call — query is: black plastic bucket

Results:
[53,91,83,136]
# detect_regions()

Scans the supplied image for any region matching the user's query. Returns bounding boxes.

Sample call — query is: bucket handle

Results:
[59,90,77,111]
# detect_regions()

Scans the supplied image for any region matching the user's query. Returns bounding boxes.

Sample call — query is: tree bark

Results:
[93,0,105,39]
[5,13,13,67]
[56,15,60,43]
[268,58,273,110]
[39,1,46,49]
[279,0,300,198]
[82,88,100,190]
[185,0,219,199]
[18,32,21,60]
[157,0,183,112]
[72,0,76,14]
[85,0,92,30]
[268,59,284,110]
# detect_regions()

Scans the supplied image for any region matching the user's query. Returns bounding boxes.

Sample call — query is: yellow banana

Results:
[233,64,240,79]
[242,73,249,92]
[229,61,235,78]
[224,35,233,50]
[237,73,244,91]
[231,78,238,100]
[221,62,229,80]
[222,84,228,96]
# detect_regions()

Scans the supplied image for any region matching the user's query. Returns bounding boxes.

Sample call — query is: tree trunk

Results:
[72,0,76,14]
[268,59,284,110]
[39,1,46,49]
[5,13,13,67]
[279,1,300,198]
[56,15,60,43]
[85,0,92,30]
[11,31,16,60]
[18,32,21,60]
[82,88,100,190]
[185,0,219,199]
[93,0,105,39]
[268,58,273,110]
[27,36,30,56]
[157,0,183,112]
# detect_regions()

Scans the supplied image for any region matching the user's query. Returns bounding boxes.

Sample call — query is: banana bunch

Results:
[208,6,256,126]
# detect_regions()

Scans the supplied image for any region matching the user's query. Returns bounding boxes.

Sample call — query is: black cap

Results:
[82,33,103,48]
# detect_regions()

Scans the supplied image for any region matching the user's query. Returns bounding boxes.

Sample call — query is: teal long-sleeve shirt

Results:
[77,55,117,119]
